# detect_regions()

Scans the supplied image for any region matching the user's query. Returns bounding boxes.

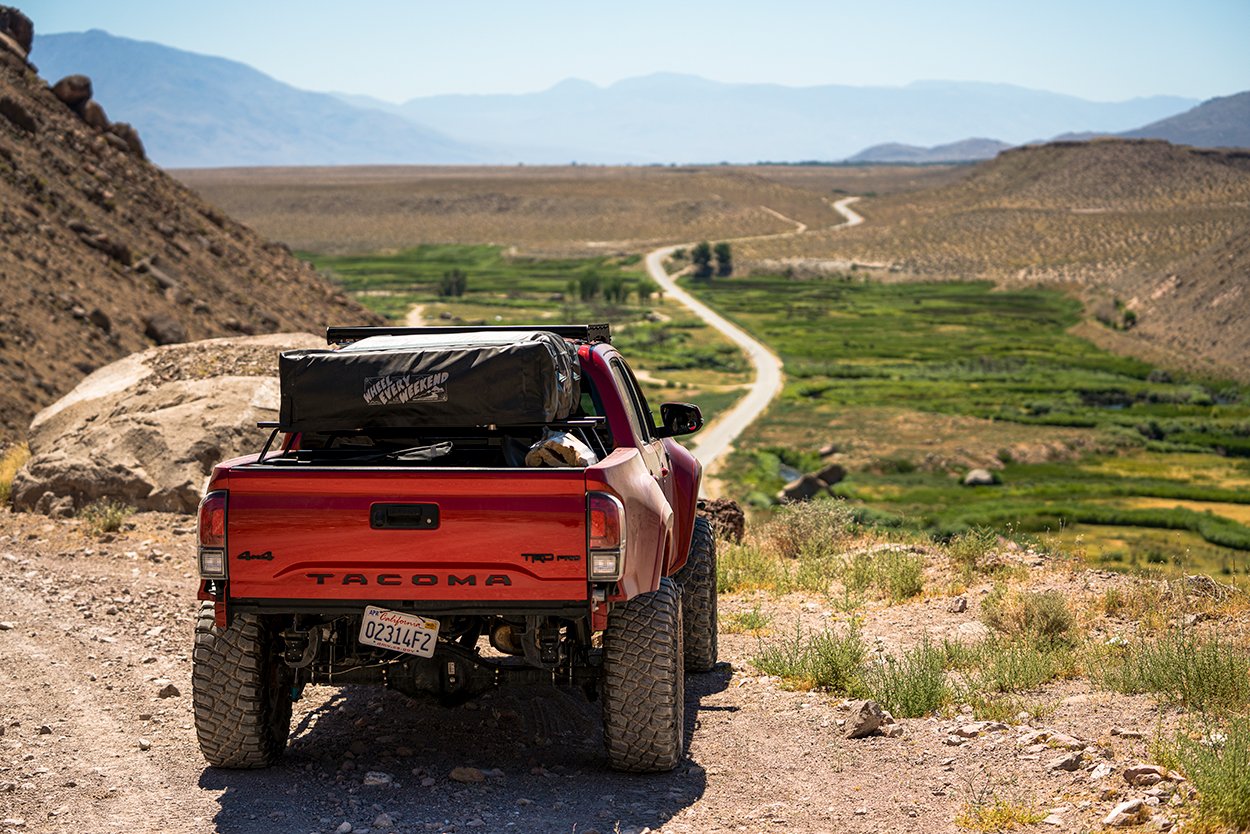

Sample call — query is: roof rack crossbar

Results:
[326,324,611,346]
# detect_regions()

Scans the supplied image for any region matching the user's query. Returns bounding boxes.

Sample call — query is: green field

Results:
[688,274,1250,583]
[310,244,749,424]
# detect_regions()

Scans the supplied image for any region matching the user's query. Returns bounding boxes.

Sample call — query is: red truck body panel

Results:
[208,335,701,616]
[217,462,590,602]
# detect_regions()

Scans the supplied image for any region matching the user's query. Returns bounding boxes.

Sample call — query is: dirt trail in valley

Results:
[644,198,863,495]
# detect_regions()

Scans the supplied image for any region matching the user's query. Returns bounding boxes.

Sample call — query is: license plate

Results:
[358,606,440,657]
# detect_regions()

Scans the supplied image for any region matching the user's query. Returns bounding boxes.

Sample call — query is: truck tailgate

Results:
[222,467,589,602]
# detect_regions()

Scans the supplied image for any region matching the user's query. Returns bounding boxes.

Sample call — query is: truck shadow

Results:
[200,664,732,834]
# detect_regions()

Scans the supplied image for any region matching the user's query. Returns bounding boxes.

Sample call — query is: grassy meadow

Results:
[309,244,750,422]
[688,274,1250,584]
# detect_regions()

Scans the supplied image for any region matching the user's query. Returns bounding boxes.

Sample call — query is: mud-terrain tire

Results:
[602,577,684,772]
[675,515,718,672]
[192,602,292,768]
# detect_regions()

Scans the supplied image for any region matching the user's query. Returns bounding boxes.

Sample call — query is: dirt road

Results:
[0,510,1173,834]
[643,198,862,487]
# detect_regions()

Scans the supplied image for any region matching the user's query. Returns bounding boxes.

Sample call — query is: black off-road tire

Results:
[675,515,718,672]
[602,577,684,772]
[192,602,292,768]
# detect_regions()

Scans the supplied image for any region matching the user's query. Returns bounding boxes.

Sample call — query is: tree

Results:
[714,242,733,277]
[439,268,467,297]
[691,241,713,279]
[636,277,659,302]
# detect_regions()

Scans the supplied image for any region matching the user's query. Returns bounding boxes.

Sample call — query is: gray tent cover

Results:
[279,331,580,431]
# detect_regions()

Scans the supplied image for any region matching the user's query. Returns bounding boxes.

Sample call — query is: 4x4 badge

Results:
[236,550,274,561]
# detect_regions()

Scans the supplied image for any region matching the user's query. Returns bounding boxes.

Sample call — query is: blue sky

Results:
[22,0,1250,103]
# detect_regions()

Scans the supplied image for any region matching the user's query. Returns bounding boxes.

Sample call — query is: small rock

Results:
[1047,732,1085,750]
[1104,799,1149,827]
[1090,763,1116,780]
[1151,814,1173,831]
[1124,764,1169,787]
[138,738,151,751]
[335,823,352,834]
[881,723,905,738]
[37,724,52,735]
[51,75,92,109]
[143,315,188,346]
[362,771,393,787]
[1048,751,1083,771]
[372,812,394,828]
[0,96,35,133]
[0,621,15,630]
[844,700,885,739]
[1042,813,1064,826]
[157,682,181,699]
[962,468,999,487]
[449,766,484,783]
[948,596,967,614]
[1111,727,1145,739]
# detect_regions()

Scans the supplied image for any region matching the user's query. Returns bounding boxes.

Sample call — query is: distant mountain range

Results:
[32,30,484,167]
[1121,91,1250,148]
[32,29,1237,168]
[846,138,1013,164]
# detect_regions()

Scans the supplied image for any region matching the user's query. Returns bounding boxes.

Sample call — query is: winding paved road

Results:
[644,197,863,489]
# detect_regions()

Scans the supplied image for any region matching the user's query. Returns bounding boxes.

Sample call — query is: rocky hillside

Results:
[1123,90,1250,149]
[0,7,381,444]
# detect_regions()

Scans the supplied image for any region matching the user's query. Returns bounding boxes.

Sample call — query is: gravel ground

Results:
[0,510,1202,834]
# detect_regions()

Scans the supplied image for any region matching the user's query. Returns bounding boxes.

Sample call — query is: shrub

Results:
[947,527,1001,578]
[879,551,925,601]
[860,638,951,717]
[981,588,1077,646]
[1096,631,1250,712]
[79,498,133,535]
[723,605,772,635]
[0,443,30,505]
[718,541,789,594]
[1162,717,1250,830]
[761,500,858,560]
[753,622,865,691]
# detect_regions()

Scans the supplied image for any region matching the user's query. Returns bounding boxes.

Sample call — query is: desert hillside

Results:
[0,12,380,443]
[744,140,1250,379]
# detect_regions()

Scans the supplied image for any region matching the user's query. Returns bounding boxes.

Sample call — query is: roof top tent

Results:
[279,328,599,433]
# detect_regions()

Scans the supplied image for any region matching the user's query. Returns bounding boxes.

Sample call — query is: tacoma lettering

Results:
[302,572,512,587]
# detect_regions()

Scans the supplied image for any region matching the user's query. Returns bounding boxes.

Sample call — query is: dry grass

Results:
[177,165,844,256]
[0,443,30,505]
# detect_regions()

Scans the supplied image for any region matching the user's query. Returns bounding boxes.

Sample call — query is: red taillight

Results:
[588,493,623,550]
[199,491,227,548]
[588,492,625,581]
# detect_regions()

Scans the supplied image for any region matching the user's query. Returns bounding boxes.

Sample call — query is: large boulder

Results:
[51,74,92,111]
[0,6,33,56]
[11,333,321,514]
[698,497,745,543]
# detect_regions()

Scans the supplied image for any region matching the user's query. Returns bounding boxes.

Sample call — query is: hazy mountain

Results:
[1121,91,1250,148]
[31,30,484,167]
[394,74,1195,163]
[846,137,1012,163]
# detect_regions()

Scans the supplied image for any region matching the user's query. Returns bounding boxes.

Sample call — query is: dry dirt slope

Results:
[0,8,380,444]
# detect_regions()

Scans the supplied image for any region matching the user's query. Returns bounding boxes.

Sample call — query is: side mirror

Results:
[656,402,703,438]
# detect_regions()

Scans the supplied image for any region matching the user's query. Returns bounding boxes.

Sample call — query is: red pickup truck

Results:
[192,324,717,773]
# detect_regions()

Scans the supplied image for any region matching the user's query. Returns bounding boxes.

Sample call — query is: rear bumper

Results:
[227,596,590,619]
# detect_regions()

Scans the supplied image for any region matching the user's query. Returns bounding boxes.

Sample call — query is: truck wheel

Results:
[602,577,684,772]
[192,602,292,768]
[675,515,718,672]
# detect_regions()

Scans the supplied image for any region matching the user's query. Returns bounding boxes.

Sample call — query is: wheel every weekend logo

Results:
[362,372,450,405]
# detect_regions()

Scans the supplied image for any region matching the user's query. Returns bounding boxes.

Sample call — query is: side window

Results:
[611,358,656,442]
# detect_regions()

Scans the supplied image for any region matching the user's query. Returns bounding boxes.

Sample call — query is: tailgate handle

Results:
[371,503,440,530]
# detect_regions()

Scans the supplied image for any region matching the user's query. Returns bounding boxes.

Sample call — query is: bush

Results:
[1096,631,1250,711]
[718,541,789,594]
[1162,717,1250,830]
[761,500,858,560]
[860,638,951,717]
[79,498,133,535]
[0,443,30,506]
[723,606,771,635]
[981,588,1077,646]
[947,527,1002,578]
[753,622,865,691]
